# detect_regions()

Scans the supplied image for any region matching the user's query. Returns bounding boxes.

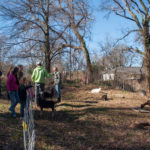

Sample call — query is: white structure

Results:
[103,73,115,81]
[90,88,101,93]
[102,67,145,81]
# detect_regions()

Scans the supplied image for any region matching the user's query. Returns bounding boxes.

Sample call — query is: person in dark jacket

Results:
[18,77,32,118]
[7,66,14,99]
[18,65,24,81]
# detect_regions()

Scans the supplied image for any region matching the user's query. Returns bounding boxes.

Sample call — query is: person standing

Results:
[53,67,61,102]
[7,66,14,99]
[18,65,24,80]
[31,62,52,104]
[18,77,33,118]
[7,67,20,117]
[26,80,34,100]
[7,66,14,77]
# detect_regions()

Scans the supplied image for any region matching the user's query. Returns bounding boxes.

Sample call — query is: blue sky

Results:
[88,0,138,55]
[0,0,142,66]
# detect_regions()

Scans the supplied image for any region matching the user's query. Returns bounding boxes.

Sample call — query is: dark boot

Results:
[141,104,145,109]
[57,97,61,103]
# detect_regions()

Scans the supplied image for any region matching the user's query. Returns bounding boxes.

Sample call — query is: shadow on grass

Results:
[56,103,92,108]
[0,112,24,150]
[35,111,104,150]
[83,100,98,103]
[33,106,150,150]
[34,106,149,123]
[1,103,150,150]
[66,100,98,103]
[84,107,148,118]
[134,122,150,130]
[34,109,85,122]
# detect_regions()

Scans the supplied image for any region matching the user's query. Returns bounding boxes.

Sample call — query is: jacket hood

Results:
[36,66,44,71]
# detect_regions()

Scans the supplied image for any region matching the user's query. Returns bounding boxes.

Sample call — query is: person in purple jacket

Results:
[7,67,20,117]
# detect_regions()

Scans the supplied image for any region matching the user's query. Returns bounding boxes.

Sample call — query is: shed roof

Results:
[103,67,145,74]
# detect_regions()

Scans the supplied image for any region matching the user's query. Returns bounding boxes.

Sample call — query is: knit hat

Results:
[36,61,41,65]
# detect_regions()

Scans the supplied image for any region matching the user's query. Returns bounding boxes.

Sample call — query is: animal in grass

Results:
[101,93,108,101]
[37,89,58,113]
[141,100,150,109]
[43,89,54,98]
[90,88,101,93]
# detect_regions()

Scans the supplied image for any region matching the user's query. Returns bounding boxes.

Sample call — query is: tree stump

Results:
[101,93,108,101]
[141,100,150,109]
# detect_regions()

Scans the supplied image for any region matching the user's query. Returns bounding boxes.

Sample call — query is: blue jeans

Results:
[20,101,26,117]
[9,91,20,116]
[55,83,61,99]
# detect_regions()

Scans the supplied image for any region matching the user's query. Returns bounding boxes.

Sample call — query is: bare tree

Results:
[0,35,10,70]
[0,0,94,80]
[58,0,93,81]
[0,0,68,72]
[101,0,150,94]
[99,36,139,70]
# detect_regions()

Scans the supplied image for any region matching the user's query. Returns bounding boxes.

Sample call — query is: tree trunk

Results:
[44,14,51,73]
[44,7,51,73]
[45,32,51,73]
[143,21,150,96]
[73,27,93,82]
[81,41,93,82]
[145,53,150,96]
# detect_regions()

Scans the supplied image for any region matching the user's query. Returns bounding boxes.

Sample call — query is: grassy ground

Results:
[0,84,150,150]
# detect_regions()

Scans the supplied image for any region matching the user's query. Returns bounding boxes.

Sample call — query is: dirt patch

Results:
[0,85,150,150]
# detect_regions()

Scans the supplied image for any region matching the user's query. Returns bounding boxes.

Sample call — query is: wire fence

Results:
[23,95,35,150]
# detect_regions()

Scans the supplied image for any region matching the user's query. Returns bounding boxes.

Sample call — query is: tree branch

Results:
[114,29,139,46]
[126,46,145,56]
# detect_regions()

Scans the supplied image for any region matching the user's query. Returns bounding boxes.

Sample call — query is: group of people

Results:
[6,61,61,118]
[7,65,32,118]
[31,61,61,103]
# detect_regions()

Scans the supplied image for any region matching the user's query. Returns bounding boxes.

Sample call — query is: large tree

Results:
[58,0,93,81]
[0,0,93,79]
[101,0,150,94]
[0,0,68,72]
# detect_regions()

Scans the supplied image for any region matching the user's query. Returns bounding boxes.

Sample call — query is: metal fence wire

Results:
[23,94,35,150]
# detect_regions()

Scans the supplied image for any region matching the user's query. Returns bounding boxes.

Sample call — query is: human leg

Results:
[35,83,45,105]
[39,83,45,100]
[20,101,26,117]
[9,91,17,117]
[35,83,40,105]
[55,84,61,102]
[39,83,45,93]
[14,91,20,107]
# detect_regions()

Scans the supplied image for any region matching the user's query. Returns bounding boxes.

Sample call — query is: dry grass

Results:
[0,85,150,150]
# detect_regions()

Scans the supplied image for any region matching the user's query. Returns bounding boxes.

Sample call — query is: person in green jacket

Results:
[31,61,51,104]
